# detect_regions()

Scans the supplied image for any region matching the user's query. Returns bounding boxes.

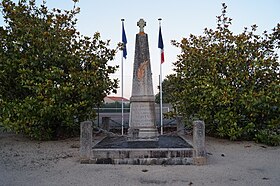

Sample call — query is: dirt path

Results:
[1,132,280,186]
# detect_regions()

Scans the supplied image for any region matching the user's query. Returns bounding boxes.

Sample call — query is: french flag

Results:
[122,21,127,59]
[158,26,164,64]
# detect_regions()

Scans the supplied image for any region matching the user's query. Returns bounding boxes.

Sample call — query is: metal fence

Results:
[93,106,176,130]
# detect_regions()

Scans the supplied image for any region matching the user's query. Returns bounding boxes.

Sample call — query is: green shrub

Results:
[0,0,118,140]
[255,129,280,146]
[165,3,280,145]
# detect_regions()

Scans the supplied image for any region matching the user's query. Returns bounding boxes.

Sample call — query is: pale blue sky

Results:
[1,0,279,98]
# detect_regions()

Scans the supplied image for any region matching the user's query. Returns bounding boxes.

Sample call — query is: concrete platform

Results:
[91,135,194,165]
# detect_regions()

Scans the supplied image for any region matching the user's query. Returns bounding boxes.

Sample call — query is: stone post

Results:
[101,117,110,131]
[80,121,92,164]
[193,120,206,165]
[176,116,184,135]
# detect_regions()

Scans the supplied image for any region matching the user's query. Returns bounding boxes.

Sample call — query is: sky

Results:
[1,0,280,99]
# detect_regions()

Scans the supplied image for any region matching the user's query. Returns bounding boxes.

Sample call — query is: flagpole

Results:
[158,18,163,135]
[121,19,125,136]
[121,47,124,136]
[160,58,163,135]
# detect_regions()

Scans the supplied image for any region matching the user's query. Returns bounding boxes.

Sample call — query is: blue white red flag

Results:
[158,26,164,64]
[122,22,127,59]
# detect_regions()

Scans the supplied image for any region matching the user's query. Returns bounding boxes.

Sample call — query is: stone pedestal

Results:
[80,121,92,163]
[176,116,184,135]
[101,117,110,131]
[128,23,158,141]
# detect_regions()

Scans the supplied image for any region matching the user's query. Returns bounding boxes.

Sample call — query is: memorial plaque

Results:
[129,102,156,128]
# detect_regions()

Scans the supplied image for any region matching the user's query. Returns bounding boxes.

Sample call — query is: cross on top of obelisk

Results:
[137,19,146,33]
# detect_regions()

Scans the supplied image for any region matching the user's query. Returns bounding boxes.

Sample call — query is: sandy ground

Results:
[0,132,280,186]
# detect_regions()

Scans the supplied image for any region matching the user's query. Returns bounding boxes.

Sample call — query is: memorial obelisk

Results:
[128,19,158,141]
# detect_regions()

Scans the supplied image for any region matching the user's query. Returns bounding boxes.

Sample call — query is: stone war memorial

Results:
[80,19,206,165]
[128,18,158,141]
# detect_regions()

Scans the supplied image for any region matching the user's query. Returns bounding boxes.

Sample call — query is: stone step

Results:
[90,135,195,165]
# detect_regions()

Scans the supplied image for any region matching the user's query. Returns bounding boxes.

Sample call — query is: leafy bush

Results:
[255,129,280,146]
[166,3,280,145]
[0,0,118,140]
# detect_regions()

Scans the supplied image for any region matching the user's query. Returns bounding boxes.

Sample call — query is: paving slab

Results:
[93,135,192,149]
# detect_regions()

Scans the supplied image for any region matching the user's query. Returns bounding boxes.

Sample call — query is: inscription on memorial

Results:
[130,103,155,127]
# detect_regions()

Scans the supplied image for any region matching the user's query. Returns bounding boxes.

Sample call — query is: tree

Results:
[0,0,118,140]
[169,3,280,145]
[155,78,177,104]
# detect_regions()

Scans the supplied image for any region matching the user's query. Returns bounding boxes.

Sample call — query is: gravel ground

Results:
[1,132,280,186]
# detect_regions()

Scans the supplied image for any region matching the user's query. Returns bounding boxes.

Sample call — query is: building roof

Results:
[105,96,129,102]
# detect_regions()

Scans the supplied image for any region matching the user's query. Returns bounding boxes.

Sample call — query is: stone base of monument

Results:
[80,120,206,165]
[90,135,195,165]
[127,128,159,141]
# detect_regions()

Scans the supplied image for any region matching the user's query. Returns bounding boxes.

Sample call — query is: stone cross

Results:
[137,19,146,33]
